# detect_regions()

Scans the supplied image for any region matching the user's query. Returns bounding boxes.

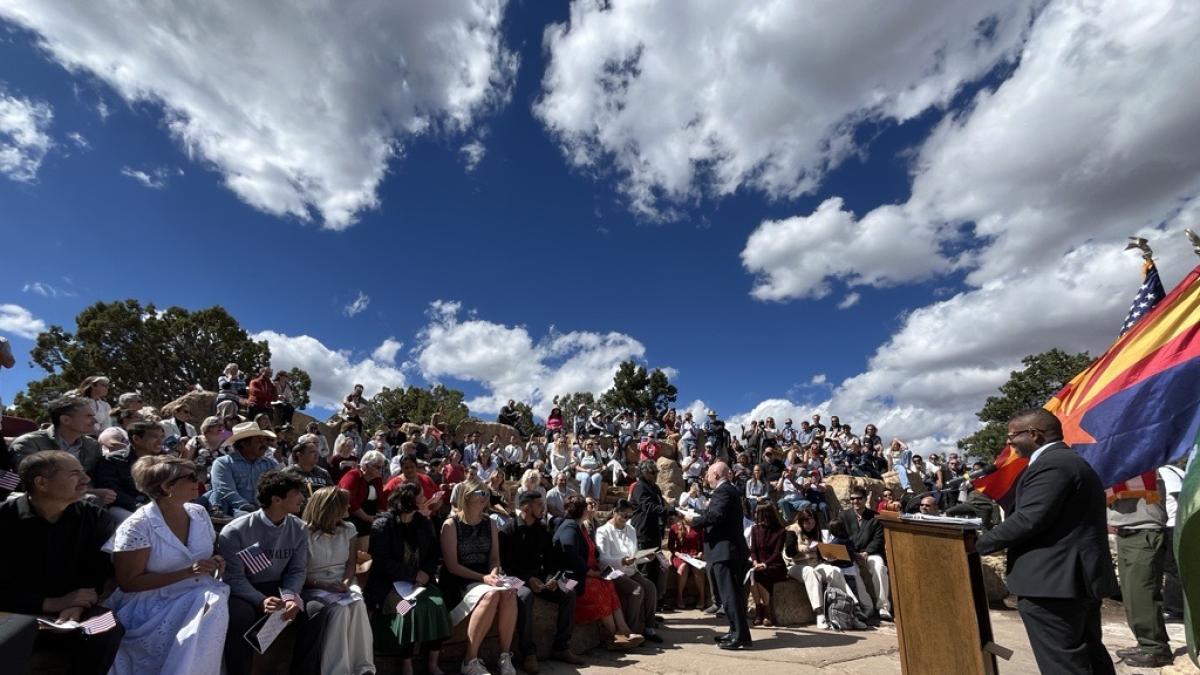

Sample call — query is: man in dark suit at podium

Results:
[976,408,1118,674]
[689,462,752,649]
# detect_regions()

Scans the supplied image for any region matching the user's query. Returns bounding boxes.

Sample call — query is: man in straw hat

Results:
[208,421,278,515]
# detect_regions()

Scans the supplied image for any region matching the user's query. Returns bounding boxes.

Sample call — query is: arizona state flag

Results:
[978,261,1200,507]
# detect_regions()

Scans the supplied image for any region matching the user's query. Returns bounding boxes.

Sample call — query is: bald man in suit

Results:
[690,462,752,649]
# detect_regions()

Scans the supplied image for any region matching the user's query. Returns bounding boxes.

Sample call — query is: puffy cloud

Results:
[809,374,827,386]
[535,1,1036,216]
[119,166,169,190]
[732,0,1200,454]
[745,0,1200,301]
[0,89,52,182]
[343,292,371,318]
[252,331,406,411]
[371,338,403,364]
[1,1,517,228]
[0,304,46,339]
[415,300,646,416]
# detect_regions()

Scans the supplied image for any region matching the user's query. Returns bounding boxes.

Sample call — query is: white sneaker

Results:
[462,658,491,675]
[816,614,829,630]
[498,653,516,675]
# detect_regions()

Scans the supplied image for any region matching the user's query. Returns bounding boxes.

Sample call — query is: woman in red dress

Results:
[749,503,789,627]
[552,495,644,651]
[667,515,707,609]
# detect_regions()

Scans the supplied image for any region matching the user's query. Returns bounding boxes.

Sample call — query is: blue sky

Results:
[2,1,1198,452]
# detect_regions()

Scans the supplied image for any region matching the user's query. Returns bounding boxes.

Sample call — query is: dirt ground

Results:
[510,606,1197,675]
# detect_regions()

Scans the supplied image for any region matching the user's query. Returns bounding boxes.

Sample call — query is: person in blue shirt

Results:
[208,422,279,515]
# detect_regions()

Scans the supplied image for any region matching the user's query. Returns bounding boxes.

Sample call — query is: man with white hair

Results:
[690,462,751,649]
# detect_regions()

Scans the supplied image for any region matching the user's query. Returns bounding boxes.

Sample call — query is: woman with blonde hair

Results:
[106,456,229,674]
[75,375,112,435]
[301,487,374,674]
[438,478,518,675]
[518,469,544,498]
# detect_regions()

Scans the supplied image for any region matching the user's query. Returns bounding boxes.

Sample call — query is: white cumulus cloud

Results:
[252,331,407,411]
[0,304,47,339]
[0,89,53,182]
[0,0,518,229]
[732,0,1200,455]
[535,1,1036,217]
[371,338,403,364]
[415,300,647,416]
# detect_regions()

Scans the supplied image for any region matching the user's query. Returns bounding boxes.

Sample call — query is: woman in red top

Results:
[666,514,706,609]
[748,503,788,627]
[545,407,564,436]
[338,450,387,545]
[382,454,444,516]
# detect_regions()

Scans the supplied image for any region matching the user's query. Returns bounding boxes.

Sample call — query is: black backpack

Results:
[823,585,869,631]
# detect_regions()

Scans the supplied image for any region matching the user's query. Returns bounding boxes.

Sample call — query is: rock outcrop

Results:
[656,458,685,500]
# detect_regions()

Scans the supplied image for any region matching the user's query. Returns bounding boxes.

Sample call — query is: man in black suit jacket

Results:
[690,462,751,649]
[976,408,1118,674]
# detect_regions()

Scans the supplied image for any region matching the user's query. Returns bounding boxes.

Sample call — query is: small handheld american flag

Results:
[0,469,19,491]
[80,611,117,635]
[395,597,415,615]
[236,544,272,575]
[560,577,578,592]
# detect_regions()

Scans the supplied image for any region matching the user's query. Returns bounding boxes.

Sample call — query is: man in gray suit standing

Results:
[976,408,1118,674]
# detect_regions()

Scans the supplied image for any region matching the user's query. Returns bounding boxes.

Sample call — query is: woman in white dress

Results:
[106,456,229,675]
[301,486,375,675]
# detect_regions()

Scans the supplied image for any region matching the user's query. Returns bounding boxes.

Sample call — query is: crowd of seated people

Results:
[0,363,1013,674]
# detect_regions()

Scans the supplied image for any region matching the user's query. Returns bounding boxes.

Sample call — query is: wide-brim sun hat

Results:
[221,420,277,448]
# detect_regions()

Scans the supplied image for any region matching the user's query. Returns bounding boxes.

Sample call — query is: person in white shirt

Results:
[501,436,524,479]
[678,413,698,458]
[677,482,708,512]
[472,447,502,484]
[595,500,662,643]
[544,472,577,520]
[159,403,197,441]
[1159,461,1186,620]
[75,376,113,435]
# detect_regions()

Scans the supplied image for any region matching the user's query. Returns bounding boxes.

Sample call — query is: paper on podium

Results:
[901,513,983,528]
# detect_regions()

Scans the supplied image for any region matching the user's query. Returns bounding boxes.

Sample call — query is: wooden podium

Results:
[880,515,999,675]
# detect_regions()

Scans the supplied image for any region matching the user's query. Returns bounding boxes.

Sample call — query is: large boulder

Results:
[825,474,885,506]
[757,578,816,626]
[656,458,685,500]
[454,421,521,445]
[980,554,1009,603]
[880,469,925,495]
[164,390,217,423]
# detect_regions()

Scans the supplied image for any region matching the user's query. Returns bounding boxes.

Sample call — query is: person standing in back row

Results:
[976,409,1117,674]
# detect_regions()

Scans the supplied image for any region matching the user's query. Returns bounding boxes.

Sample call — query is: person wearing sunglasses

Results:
[107,455,228,675]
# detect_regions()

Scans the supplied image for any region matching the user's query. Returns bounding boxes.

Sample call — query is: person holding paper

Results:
[218,470,319,675]
[596,499,663,643]
[367,482,450,675]
[301,487,374,674]
[784,507,853,630]
[106,456,229,675]
[689,462,752,650]
[501,490,586,672]
[553,494,644,651]
[666,514,706,609]
[438,479,518,675]
[0,451,124,675]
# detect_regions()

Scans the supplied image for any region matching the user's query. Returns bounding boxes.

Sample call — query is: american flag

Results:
[0,469,19,491]
[395,597,415,615]
[1109,260,1167,503]
[80,611,117,635]
[1120,262,1165,335]
[236,544,272,575]
[559,577,578,592]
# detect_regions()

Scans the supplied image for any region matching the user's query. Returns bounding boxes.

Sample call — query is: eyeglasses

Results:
[1005,428,1044,441]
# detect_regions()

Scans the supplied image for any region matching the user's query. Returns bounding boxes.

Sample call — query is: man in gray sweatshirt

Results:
[218,470,323,674]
